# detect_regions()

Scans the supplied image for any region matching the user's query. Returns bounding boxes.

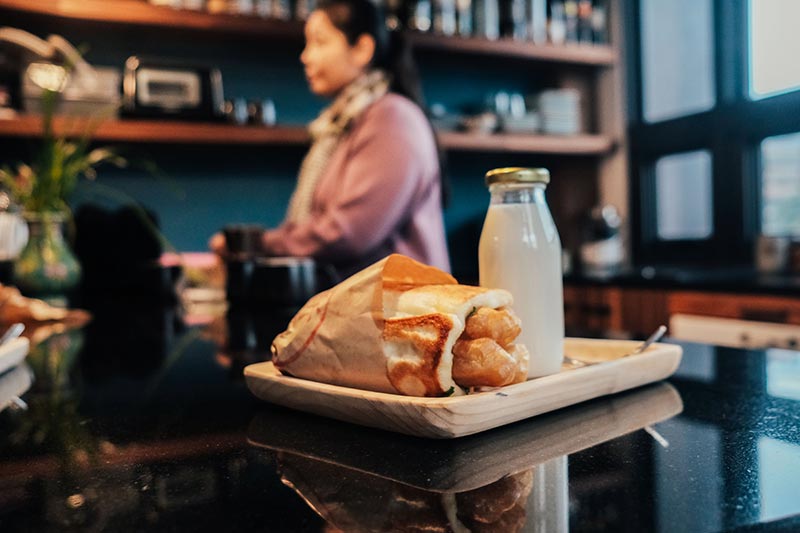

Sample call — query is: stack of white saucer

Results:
[0,333,31,414]
[538,89,581,135]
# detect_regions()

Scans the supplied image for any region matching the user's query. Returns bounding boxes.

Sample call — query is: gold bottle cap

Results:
[485,167,550,186]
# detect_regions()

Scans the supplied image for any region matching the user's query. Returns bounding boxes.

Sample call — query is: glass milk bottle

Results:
[479,167,564,377]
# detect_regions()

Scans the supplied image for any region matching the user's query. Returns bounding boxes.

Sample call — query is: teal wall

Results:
[1,17,562,281]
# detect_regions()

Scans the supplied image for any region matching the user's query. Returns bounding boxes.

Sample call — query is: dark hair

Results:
[315,0,450,207]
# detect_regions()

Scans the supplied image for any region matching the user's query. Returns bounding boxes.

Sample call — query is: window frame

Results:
[625,0,800,266]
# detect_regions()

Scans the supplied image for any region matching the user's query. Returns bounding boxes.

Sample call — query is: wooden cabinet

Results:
[565,284,800,335]
[564,285,623,333]
[669,291,800,326]
[618,288,671,335]
[565,284,671,336]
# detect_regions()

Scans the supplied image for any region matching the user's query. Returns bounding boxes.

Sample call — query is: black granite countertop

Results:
[565,265,800,296]
[0,306,799,532]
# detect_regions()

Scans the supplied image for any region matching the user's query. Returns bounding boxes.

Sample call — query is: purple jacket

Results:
[262,93,451,278]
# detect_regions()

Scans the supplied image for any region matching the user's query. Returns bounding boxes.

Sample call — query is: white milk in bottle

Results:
[479,167,564,377]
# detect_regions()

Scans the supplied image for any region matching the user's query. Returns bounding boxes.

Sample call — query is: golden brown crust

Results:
[508,344,529,385]
[383,313,454,397]
[452,338,517,388]
[463,307,522,348]
[382,254,457,292]
[450,306,526,390]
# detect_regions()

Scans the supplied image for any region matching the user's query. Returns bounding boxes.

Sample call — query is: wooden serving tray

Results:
[247,381,682,492]
[244,338,682,439]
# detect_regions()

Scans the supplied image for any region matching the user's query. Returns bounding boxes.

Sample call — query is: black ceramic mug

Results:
[251,256,317,308]
[223,224,264,260]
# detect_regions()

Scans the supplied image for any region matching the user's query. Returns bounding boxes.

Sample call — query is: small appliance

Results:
[122,56,224,120]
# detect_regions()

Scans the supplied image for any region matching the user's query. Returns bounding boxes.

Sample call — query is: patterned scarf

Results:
[285,70,390,224]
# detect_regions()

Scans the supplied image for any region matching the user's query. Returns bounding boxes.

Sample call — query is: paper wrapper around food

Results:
[271,254,466,395]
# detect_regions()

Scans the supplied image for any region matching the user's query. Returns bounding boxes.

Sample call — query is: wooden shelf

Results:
[0,0,615,66]
[438,130,614,155]
[0,0,305,40]
[0,115,614,155]
[0,115,310,145]
[408,32,616,66]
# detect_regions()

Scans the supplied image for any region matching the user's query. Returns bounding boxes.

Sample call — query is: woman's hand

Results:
[209,232,227,256]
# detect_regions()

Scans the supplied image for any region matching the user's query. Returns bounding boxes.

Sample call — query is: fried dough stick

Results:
[452,338,518,387]
[462,307,521,347]
[452,307,528,388]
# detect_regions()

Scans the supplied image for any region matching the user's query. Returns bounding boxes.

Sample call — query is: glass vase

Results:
[13,211,81,298]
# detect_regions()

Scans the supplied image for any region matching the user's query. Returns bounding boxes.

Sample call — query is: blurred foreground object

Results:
[0,283,90,325]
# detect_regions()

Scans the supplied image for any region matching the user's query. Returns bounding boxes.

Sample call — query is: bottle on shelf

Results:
[548,1,567,44]
[563,0,579,42]
[473,0,500,39]
[409,0,433,31]
[295,0,317,21]
[577,0,593,44]
[385,0,407,30]
[500,0,528,40]
[591,0,608,43]
[456,0,473,36]
[433,0,458,35]
[528,0,547,43]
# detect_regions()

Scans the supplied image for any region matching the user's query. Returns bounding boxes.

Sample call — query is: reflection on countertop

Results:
[0,303,798,532]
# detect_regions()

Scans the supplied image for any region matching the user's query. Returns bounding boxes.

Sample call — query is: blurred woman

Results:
[211,0,449,278]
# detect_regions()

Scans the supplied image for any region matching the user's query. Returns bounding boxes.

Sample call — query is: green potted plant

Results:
[0,74,125,299]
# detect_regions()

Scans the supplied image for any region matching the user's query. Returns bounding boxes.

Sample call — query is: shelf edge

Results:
[0,116,614,155]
